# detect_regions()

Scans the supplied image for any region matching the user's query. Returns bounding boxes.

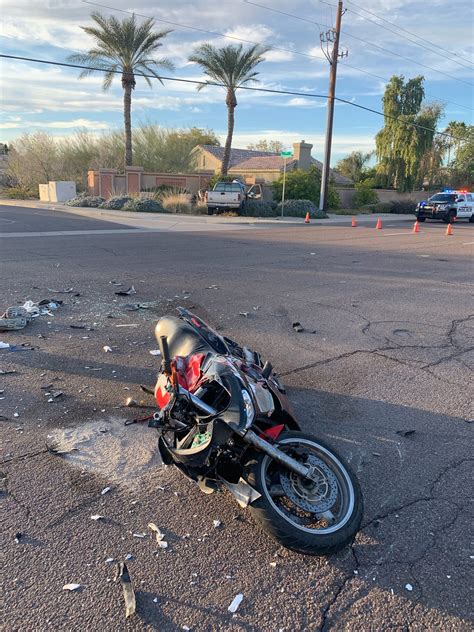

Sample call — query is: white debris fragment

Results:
[405,583,413,592]
[149,350,161,356]
[105,558,114,564]
[213,520,221,529]
[103,346,113,353]
[63,583,81,591]
[133,533,147,539]
[148,522,166,544]
[90,515,104,521]
[13,412,19,418]
[228,593,243,613]
[269,562,277,567]
[124,554,133,560]
[101,487,111,495]
[182,627,191,631]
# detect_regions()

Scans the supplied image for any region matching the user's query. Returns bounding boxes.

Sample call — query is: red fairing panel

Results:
[155,353,205,409]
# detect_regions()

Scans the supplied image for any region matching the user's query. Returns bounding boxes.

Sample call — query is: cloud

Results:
[0,117,110,130]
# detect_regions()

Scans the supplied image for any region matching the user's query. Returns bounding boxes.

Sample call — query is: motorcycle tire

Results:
[244,431,363,556]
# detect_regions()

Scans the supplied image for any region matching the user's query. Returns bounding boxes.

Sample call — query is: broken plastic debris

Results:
[115,286,136,296]
[149,350,161,356]
[14,532,22,543]
[103,346,113,353]
[115,324,139,328]
[116,562,136,618]
[90,515,104,521]
[106,558,114,564]
[101,486,111,495]
[396,430,416,437]
[292,322,304,333]
[228,594,243,613]
[213,520,221,529]
[239,312,249,318]
[0,342,10,349]
[47,287,73,293]
[125,397,138,408]
[269,561,277,567]
[405,583,413,591]
[148,523,167,547]
[63,583,81,591]
[133,533,147,539]
[0,369,16,375]
[124,553,133,560]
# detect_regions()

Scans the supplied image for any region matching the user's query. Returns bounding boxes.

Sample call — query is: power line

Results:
[0,54,469,142]
[81,0,474,113]
[245,0,474,85]
[345,0,474,68]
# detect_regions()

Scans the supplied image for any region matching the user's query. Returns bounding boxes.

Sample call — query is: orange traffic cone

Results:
[351,216,357,227]
[304,212,310,224]
[413,220,420,233]
[446,223,453,235]
[375,218,382,229]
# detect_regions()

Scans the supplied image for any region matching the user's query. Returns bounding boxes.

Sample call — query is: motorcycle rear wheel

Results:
[245,431,363,555]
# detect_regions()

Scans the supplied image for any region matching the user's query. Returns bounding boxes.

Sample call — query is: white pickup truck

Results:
[206,181,263,214]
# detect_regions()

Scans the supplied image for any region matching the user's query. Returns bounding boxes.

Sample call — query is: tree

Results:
[247,139,284,153]
[188,43,269,175]
[272,165,339,208]
[68,12,174,167]
[449,125,474,188]
[335,151,372,183]
[375,75,444,192]
[444,121,468,165]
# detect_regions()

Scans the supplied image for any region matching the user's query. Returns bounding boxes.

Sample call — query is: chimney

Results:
[292,140,313,171]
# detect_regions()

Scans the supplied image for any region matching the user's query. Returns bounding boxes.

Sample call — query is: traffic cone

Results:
[375,218,382,229]
[351,216,357,227]
[413,220,420,233]
[304,212,310,224]
[446,223,453,235]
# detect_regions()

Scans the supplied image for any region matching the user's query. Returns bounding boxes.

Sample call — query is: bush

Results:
[353,183,378,208]
[276,199,328,219]
[65,195,105,207]
[160,191,192,214]
[2,185,35,199]
[99,195,132,210]
[272,166,340,208]
[122,198,165,213]
[241,199,276,217]
[358,199,417,214]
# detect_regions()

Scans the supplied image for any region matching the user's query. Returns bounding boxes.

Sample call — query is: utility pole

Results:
[319,0,348,213]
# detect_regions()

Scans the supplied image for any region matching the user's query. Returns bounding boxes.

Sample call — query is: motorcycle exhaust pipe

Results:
[243,430,312,480]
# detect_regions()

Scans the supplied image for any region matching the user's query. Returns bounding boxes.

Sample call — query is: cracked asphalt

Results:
[1,204,473,631]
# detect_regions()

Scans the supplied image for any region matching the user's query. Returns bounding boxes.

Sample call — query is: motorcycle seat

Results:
[155,315,213,358]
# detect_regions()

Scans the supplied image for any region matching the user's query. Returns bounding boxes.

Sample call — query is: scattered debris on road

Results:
[228,594,244,613]
[292,322,304,333]
[101,487,111,495]
[149,349,161,356]
[63,583,81,591]
[115,286,136,296]
[116,562,136,618]
[103,345,113,353]
[396,430,416,437]
[405,583,413,591]
[47,287,73,293]
[90,515,104,521]
[148,522,167,547]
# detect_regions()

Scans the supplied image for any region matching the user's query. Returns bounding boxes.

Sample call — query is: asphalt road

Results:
[1,203,473,631]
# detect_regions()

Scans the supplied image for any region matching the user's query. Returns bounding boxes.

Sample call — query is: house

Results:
[193,140,352,186]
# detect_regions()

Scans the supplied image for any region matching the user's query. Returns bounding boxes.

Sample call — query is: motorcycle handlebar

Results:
[159,335,172,374]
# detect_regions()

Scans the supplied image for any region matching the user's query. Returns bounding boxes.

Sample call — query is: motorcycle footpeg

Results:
[197,476,219,495]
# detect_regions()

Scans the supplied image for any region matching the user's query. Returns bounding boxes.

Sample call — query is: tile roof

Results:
[198,144,352,185]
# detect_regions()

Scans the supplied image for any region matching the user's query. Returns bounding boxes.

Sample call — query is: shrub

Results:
[160,191,192,214]
[272,166,340,208]
[194,201,209,215]
[65,195,105,207]
[122,198,165,213]
[276,199,328,219]
[99,195,132,210]
[353,183,378,208]
[358,199,417,214]
[241,199,276,217]
[2,185,35,199]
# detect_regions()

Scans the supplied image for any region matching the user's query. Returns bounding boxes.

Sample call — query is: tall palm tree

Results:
[188,43,269,176]
[68,12,174,167]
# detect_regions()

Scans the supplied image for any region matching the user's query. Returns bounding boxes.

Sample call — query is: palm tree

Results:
[188,43,269,176]
[68,12,174,167]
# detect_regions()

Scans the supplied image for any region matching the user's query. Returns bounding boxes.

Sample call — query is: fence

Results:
[87,167,214,198]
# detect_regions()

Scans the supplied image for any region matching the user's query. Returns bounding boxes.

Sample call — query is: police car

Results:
[415,190,474,223]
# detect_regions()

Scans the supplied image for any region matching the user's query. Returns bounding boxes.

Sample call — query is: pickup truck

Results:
[415,190,474,223]
[205,181,263,214]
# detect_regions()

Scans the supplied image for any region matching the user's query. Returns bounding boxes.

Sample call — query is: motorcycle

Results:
[146,307,363,555]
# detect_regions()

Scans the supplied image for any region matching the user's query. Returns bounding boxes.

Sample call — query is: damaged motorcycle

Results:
[146,308,363,555]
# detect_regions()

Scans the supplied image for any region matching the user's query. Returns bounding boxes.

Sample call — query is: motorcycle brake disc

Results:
[280,454,338,513]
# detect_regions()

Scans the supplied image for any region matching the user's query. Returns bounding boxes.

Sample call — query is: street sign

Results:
[280,151,293,157]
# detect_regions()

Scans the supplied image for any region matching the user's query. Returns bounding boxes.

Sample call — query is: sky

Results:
[0,0,473,164]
